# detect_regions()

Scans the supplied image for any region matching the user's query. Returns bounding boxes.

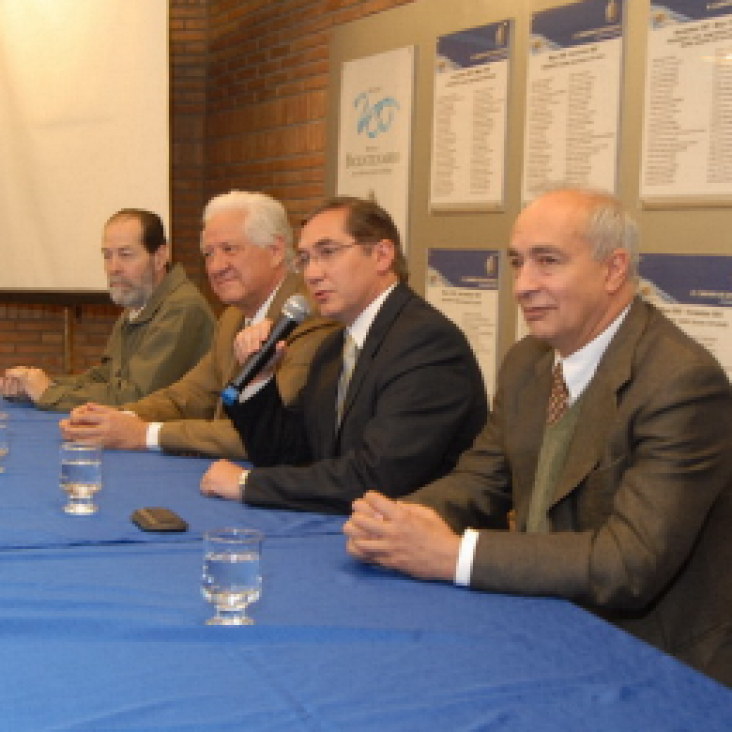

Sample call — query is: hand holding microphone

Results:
[221,294,310,406]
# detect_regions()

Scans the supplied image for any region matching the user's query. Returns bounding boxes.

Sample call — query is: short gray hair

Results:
[202,191,294,258]
[583,190,639,278]
[534,186,639,278]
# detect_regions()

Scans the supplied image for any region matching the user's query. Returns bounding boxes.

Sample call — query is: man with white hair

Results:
[61,191,337,458]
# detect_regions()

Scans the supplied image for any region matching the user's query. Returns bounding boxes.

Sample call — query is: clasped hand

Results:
[59,403,148,449]
[344,491,461,582]
[0,367,52,402]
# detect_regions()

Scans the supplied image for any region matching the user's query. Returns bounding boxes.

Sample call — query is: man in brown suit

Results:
[345,188,732,688]
[60,191,336,458]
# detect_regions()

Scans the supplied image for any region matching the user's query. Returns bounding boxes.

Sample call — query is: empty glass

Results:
[201,528,263,625]
[0,413,8,473]
[59,442,103,514]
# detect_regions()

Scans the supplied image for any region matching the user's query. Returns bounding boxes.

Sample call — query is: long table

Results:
[1,400,730,729]
[0,401,344,548]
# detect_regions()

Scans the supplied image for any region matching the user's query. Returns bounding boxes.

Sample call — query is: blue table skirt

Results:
[0,537,730,731]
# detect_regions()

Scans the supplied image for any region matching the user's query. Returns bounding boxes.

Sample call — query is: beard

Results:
[108,271,155,309]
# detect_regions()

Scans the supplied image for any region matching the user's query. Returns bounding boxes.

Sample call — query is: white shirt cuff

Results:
[454,528,480,586]
[146,422,163,451]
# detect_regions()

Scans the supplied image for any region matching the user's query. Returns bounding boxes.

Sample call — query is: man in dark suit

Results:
[345,188,732,688]
[200,196,488,514]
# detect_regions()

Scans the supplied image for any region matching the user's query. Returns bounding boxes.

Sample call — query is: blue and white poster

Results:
[426,249,500,396]
[522,0,625,203]
[640,1,732,203]
[430,21,512,210]
[337,47,415,250]
[639,253,732,377]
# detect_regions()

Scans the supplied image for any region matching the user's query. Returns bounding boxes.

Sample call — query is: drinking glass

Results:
[201,528,263,625]
[0,413,8,473]
[59,442,103,515]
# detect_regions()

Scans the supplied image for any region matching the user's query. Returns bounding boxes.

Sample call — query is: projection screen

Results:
[0,0,169,292]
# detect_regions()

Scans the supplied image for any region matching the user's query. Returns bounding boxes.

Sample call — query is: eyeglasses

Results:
[294,240,374,271]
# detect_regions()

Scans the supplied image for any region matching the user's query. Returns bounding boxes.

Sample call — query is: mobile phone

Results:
[131,506,188,533]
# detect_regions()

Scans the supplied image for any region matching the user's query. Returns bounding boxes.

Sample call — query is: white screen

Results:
[0,0,169,291]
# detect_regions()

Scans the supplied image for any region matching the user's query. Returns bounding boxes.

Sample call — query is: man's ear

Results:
[153,243,171,274]
[373,239,396,274]
[604,249,630,294]
[267,236,286,268]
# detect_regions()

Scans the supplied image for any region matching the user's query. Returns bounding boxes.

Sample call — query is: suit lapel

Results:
[221,273,309,389]
[336,284,411,432]
[514,350,555,527]
[548,298,648,509]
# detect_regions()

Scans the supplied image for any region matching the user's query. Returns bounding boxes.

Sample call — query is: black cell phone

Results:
[131,507,188,533]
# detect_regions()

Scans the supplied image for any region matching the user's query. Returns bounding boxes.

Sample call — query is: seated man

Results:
[60,191,337,458]
[200,196,488,513]
[345,188,732,688]
[1,209,214,411]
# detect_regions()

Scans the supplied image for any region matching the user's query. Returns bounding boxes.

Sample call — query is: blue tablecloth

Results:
[1,537,731,730]
[0,401,344,548]
[1,400,730,729]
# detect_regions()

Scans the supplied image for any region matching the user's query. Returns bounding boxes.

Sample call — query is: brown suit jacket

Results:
[410,299,732,686]
[126,272,339,458]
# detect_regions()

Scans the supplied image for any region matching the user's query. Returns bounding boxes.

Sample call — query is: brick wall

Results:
[205,0,415,224]
[0,0,414,377]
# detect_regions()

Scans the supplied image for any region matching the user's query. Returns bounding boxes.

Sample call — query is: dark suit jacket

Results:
[410,298,732,687]
[227,283,488,514]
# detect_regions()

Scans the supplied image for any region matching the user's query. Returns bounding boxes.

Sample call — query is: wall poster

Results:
[640,1,732,206]
[639,253,732,378]
[429,21,512,211]
[522,0,625,203]
[426,248,500,398]
[336,46,415,249]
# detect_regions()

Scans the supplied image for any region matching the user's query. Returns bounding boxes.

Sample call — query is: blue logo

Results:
[354,92,400,139]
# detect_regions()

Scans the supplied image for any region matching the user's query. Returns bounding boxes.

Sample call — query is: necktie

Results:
[336,333,358,427]
[546,362,569,425]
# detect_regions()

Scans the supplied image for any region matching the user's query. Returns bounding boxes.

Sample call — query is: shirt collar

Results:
[559,304,631,404]
[347,283,397,350]
[249,279,283,326]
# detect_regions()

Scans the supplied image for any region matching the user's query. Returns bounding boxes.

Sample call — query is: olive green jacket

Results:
[37,264,214,412]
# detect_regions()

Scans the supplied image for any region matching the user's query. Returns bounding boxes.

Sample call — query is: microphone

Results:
[221,294,311,406]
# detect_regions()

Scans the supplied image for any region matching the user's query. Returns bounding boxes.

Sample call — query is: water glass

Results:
[201,528,263,625]
[0,413,8,473]
[59,441,103,515]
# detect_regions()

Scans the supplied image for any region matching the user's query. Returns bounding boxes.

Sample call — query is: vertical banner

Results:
[336,47,415,249]
[429,21,513,211]
[639,253,732,378]
[640,1,732,205]
[522,0,625,203]
[426,249,500,398]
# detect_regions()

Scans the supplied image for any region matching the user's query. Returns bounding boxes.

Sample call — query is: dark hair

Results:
[105,209,167,254]
[304,196,409,282]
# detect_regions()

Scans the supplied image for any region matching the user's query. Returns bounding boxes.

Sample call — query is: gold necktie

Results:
[546,362,569,425]
[336,333,358,427]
